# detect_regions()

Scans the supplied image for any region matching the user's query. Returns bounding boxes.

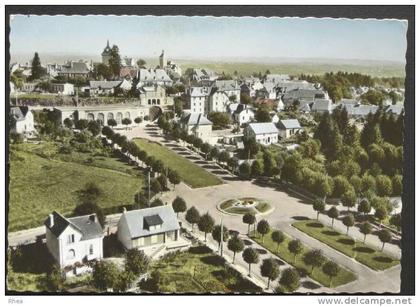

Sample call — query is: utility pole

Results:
[148,168,151,206]
[220,217,224,257]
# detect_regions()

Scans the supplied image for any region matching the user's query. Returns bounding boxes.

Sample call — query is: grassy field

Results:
[251,230,357,288]
[8,143,144,232]
[133,138,222,188]
[293,220,400,271]
[150,245,261,293]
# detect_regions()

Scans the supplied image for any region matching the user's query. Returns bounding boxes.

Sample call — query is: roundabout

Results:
[217,197,274,216]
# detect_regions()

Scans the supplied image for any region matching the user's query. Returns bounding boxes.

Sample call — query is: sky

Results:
[9,15,408,63]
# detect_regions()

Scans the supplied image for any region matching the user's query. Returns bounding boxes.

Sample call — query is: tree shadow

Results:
[292,216,310,221]
[337,238,356,246]
[353,246,375,254]
[373,256,394,263]
[256,248,268,255]
[307,222,324,228]
[200,255,226,267]
[103,234,125,258]
[9,242,55,274]
[322,230,340,236]
[243,240,253,246]
[301,281,321,290]
[274,258,285,266]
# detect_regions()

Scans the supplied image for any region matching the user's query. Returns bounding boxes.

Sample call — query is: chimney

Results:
[49,214,54,228]
[89,214,97,223]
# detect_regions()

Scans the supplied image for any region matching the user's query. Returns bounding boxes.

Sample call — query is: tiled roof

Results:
[89,80,122,89]
[181,112,213,126]
[279,119,301,130]
[248,122,278,135]
[120,206,180,239]
[138,68,171,82]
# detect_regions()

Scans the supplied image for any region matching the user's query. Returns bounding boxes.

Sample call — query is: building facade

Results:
[244,122,279,146]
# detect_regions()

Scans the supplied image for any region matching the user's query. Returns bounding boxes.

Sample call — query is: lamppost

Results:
[220,217,224,257]
[147,166,151,206]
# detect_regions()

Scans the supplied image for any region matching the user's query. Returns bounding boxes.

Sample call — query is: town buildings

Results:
[139,85,174,108]
[10,106,36,137]
[278,119,302,139]
[244,122,279,146]
[180,112,213,143]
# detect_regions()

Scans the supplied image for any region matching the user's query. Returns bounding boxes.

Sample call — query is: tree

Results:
[114,271,136,293]
[242,213,256,235]
[279,268,301,292]
[198,213,215,242]
[75,119,89,130]
[342,214,355,235]
[218,151,230,165]
[185,206,200,231]
[244,137,259,160]
[288,239,303,263]
[108,118,117,128]
[212,225,229,251]
[172,196,187,217]
[375,207,388,227]
[125,249,149,276]
[378,229,392,251]
[109,45,121,77]
[151,198,164,207]
[257,219,270,242]
[322,261,339,287]
[238,162,251,179]
[200,142,212,159]
[46,265,63,291]
[260,258,280,289]
[390,214,401,232]
[313,198,325,220]
[92,261,119,291]
[63,118,74,129]
[271,230,285,252]
[358,199,371,218]
[359,221,373,243]
[150,178,162,195]
[303,249,326,275]
[122,118,132,130]
[376,175,393,197]
[136,59,147,68]
[156,175,168,191]
[227,236,245,263]
[341,189,357,211]
[255,108,271,122]
[207,111,231,129]
[30,52,44,80]
[327,207,339,228]
[209,147,219,161]
[242,248,259,277]
[392,175,403,196]
[87,120,101,136]
[248,161,263,180]
[168,169,181,189]
[134,117,143,125]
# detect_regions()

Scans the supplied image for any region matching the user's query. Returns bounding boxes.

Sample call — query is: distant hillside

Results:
[10,53,405,78]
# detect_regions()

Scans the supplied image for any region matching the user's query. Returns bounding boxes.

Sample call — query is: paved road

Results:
[8,124,402,293]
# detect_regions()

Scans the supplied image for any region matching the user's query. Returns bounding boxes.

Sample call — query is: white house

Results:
[44,211,104,268]
[50,83,75,96]
[180,112,213,143]
[137,68,173,87]
[10,106,36,137]
[278,119,302,139]
[187,87,211,114]
[212,80,241,103]
[244,122,278,146]
[89,80,123,96]
[117,206,182,250]
[233,104,255,126]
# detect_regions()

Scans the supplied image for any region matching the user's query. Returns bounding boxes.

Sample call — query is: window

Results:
[89,244,94,255]
[67,249,75,260]
[67,234,75,245]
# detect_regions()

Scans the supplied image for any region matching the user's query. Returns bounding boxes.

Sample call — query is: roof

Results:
[144,215,163,227]
[10,106,30,122]
[385,105,404,115]
[44,211,103,241]
[89,80,122,89]
[265,74,290,82]
[189,86,211,97]
[342,104,379,117]
[138,68,171,82]
[279,119,301,130]
[181,112,213,126]
[59,61,90,75]
[311,99,333,112]
[283,88,326,100]
[102,40,112,56]
[120,206,180,239]
[213,80,240,92]
[247,122,278,135]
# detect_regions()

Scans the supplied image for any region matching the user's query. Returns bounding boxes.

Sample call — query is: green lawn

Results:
[134,138,222,188]
[251,230,357,288]
[293,220,400,271]
[9,143,144,232]
[150,245,261,293]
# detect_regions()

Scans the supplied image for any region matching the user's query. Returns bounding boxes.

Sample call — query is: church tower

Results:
[101,40,112,65]
[159,50,165,69]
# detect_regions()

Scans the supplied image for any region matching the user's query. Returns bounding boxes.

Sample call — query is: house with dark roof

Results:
[57,61,91,78]
[278,119,302,139]
[45,211,104,268]
[10,106,36,136]
[233,104,255,126]
[117,206,188,252]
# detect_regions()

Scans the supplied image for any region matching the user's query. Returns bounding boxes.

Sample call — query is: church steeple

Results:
[107,39,110,48]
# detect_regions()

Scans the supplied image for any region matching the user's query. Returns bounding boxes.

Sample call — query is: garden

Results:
[218,197,273,215]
